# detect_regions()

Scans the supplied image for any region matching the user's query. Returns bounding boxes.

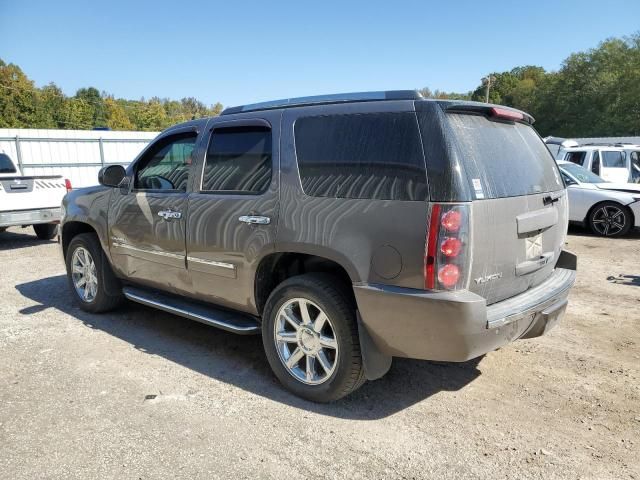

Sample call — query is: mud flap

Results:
[555,249,577,271]
[357,311,392,380]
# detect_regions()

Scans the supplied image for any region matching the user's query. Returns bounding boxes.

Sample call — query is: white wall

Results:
[0,129,159,187]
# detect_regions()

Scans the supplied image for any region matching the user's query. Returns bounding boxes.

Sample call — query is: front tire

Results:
[33,223,58,240]
[262,273,365,402]
[588,201,632,237]
[65,233,123,313]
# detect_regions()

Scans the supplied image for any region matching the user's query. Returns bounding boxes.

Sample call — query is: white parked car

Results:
[557,160,640,237]
[0,152,70,239]
[555,143,640,184]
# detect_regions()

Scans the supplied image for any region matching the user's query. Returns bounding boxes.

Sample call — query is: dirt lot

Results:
[0,226,638,479]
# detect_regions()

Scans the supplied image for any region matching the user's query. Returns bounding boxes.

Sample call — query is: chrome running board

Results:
[122,286,260,335]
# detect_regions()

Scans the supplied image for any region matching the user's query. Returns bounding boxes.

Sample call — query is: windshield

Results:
[0,153,17,174]
[560,162,606,183]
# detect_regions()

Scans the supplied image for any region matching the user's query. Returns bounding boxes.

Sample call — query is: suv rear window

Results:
[0,153,16,174]
[294,113,428,201]
[446,113,563,199]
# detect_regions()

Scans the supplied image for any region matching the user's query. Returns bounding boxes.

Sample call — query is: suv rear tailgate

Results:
[417,102,568,305]
[0,176,67,212]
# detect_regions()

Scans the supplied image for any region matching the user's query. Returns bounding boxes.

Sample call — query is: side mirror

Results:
[98,165,126,188]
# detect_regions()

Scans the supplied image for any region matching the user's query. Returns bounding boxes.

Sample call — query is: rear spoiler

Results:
[443,103,534,125]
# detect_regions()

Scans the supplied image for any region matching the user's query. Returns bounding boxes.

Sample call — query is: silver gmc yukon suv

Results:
[60,91,577,402]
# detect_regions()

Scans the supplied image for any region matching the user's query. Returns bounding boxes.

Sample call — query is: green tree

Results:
[59,97,94,129]
[75,87,107,128]
[132,98,169,131]
[105,97,133,130]
[38,83,67,128]
[211,102,224,116]
[0,59,39,128]
[418,87,470,100]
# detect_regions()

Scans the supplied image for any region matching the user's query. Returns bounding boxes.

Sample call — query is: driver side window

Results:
[135,133,197,191]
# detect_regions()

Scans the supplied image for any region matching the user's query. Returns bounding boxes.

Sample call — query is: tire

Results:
[33,223,58,240]
[262,273,365,402]
[65,233,123,313]
[587,201,633,237]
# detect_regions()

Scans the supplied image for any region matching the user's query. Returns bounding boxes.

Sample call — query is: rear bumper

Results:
[0,207,61,227]
[354,254,576,362]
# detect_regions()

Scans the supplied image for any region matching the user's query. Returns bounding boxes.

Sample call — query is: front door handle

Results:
[157,209,182,220]
[239,215,270,225]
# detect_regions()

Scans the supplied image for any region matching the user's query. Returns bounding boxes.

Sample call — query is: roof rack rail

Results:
[578,142,638,147]
[579,143,618,147]
[220,90,423,115]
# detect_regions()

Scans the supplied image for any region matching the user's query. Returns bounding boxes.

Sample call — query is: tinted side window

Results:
[294,113,428,201]
[135,133,196,191]
[202,126,272,193]
[601,151,625,168]
[565,151,586,165]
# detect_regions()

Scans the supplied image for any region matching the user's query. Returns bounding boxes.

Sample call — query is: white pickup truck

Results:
[0,152,69,240]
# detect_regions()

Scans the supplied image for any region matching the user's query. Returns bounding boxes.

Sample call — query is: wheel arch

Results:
[61,221,100,259]
[584,200,634,223]
[584,200,634,234]
[254,251,356,317]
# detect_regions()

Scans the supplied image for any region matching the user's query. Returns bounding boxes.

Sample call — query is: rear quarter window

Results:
[294,112,428,201]
[446,113,563,199]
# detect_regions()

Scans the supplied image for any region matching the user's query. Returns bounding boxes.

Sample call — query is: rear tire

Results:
[262,273,365,402]
[33,223,58,240]
[587,201,632,237]
[65,233,123,313]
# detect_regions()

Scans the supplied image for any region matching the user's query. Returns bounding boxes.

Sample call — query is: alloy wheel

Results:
[273,298,338,385]
[71,246,98,302]
[591,205,626,236]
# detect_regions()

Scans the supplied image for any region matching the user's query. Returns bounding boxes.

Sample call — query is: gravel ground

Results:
[0,225,638,479]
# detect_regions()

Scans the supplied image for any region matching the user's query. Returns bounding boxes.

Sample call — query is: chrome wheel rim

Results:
[592,205,626,236]
[274,298,338,385]
[71,247,98,303]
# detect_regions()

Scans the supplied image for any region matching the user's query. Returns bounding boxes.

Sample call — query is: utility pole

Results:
[482,75,496,103]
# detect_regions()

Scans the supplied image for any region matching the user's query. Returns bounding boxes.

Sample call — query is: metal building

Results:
[0,129,158,187]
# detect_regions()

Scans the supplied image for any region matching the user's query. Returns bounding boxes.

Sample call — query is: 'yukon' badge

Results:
[474,272,503,285]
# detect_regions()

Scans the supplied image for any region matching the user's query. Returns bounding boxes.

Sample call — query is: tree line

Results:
[0,61,224,131]
[1,32,639,136]
[421,33,639,137]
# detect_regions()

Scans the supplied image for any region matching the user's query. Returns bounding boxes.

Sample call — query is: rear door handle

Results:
[157,209,182,220]
[239,215,270,225]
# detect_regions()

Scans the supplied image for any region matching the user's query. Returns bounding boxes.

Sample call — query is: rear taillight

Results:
[424,203,471,291]
[64,179,72,192]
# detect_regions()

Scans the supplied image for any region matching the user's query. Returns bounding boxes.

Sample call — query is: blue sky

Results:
[1,0,639,108]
